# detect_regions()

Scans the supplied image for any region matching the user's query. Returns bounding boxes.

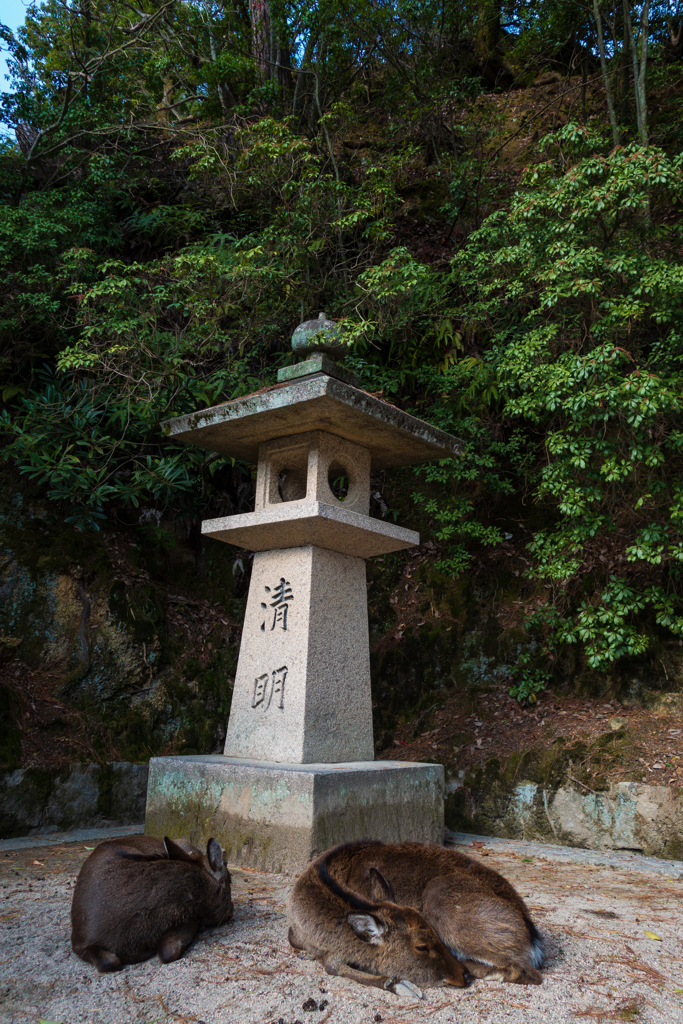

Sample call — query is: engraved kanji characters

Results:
[252,673,270,708]
[251,666,288,710]
[261,577,293,631]
[271,666,286,708]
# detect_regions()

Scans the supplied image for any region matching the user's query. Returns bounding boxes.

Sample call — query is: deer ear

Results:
[206,838,224,875]
[347,913,386,945]
[369,867,395,902]
[163,837,201,863]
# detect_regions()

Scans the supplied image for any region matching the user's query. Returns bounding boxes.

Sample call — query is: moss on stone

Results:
[662,835,683,860]
[396,179,449,221]
[443,719,664,846]
[444,733,622,837]
[108,580,164,645]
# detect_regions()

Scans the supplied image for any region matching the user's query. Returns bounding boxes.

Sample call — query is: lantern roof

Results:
[162,372,461,470]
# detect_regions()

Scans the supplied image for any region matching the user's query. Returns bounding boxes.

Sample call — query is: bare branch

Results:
[24,76,74,164]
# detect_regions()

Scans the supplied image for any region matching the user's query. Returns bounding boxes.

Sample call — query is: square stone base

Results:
[144,755,444,874]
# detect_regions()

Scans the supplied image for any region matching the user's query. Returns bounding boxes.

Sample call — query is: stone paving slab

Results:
[445,831,683,879]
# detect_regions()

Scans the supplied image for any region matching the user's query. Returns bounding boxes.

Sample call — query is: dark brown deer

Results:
[287,840,542,996]
[71,834,233,972]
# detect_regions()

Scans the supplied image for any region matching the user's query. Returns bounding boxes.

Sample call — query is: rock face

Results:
[0,483,240,770]
[0,762,148,837]
[447,775,683,860]
[551,782,683,858]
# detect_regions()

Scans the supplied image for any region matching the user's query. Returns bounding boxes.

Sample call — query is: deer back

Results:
[334,841,534,919]
[71,834,233,965]
[322,840,543,984]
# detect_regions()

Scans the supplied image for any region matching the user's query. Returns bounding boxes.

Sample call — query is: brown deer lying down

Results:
[287,840,543,997]
[71,835,233,972]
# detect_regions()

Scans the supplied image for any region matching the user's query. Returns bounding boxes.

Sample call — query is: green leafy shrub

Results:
[444,130,683,672]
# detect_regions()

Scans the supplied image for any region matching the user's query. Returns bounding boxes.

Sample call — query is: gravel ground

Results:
[2,835,683,1024]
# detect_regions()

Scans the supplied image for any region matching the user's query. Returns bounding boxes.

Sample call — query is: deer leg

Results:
[157,920,199,963]
[288,925,306,950]
[461,960,503,980]
[500,963,542,985]
[80,945,123,973]
[461,960,542,986]
[320,954,424,998]
[321,953,389,989]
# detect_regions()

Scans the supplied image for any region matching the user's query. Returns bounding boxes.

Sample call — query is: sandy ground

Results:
[1,835,683,1024]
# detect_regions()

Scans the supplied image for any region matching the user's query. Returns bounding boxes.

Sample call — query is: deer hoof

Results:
[390,979,424,1000]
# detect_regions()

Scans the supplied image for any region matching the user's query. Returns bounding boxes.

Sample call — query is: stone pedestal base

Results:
[144,755,444,874]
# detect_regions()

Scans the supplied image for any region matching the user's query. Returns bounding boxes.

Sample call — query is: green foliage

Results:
[1,367,242,530]
[414,415,530,576]
[558,577,650,669]
[1,0,683,698]
[446,132,683,671]
[508,667,550,704]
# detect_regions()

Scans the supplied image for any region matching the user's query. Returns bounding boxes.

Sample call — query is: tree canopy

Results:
[2,0,683,699]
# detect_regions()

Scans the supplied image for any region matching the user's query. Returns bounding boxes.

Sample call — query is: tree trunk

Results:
[250,0,271,81]
[208,27,236,119]
[623,0,649,144]
[157,76,174,123]
[275,44,292,92]
[82,0,92,96]
[622,0,630,121]
[669,18,683,54]
[475,0,506,85]
[308,35,326,132]
[475,0,501,60]
[293,30,318,119]
[592,0,620,146]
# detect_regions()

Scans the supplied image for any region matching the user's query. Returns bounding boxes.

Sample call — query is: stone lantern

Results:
[145,315,461,872]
